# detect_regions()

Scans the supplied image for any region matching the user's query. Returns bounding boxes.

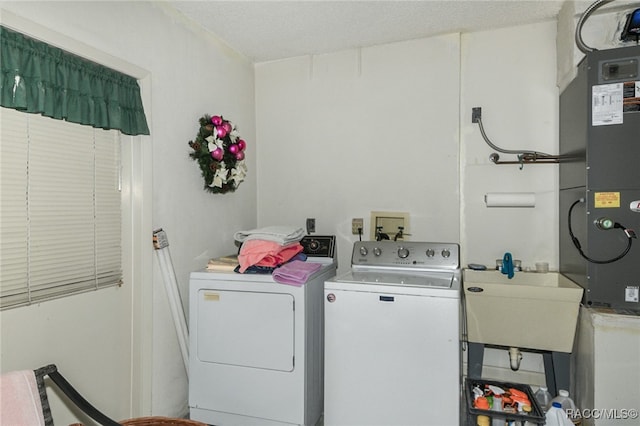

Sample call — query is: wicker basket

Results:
[120,417,207,426]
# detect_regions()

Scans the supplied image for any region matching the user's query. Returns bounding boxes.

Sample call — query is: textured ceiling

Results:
[168,0,566,62]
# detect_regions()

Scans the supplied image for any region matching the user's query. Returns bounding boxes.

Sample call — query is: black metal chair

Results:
[34,364,122,426]
[31,364,205,426]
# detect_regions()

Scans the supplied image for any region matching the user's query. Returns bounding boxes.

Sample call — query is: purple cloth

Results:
[272,260,322,286]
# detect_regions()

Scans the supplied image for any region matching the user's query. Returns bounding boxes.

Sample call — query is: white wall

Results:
[0,0,256,421]
[0,287,134,423]
[255,34,461,274]
[256,21,559,384]
[461,22,559,272]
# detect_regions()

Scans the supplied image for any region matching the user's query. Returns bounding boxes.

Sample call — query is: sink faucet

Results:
[501,252,515,279]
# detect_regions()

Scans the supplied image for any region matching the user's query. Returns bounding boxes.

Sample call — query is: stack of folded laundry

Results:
[233,226,306,273]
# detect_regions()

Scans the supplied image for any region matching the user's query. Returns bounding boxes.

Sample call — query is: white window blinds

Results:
[1,107,122,309]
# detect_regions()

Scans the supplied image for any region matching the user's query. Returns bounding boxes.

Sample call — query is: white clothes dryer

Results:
[189,237,336,426]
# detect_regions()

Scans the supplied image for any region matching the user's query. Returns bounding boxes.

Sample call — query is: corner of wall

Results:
[557,1,581,93]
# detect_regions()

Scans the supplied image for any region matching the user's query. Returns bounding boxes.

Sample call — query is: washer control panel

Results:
[351,241,459,270]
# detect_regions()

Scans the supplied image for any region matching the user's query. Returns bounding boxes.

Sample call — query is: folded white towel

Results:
[234,225,305,245]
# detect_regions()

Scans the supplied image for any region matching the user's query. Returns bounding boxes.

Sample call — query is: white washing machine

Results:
[324,241,461,426]
[189,236,336,426]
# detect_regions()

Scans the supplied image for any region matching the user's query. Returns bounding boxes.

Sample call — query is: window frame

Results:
[0,9,153,417]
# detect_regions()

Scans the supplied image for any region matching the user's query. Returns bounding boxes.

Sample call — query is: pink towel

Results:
[238,240,303,273]
[0,370,46,426]
[273,260,323,286]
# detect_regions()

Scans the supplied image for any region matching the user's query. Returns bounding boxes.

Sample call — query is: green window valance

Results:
[1,26,149,136]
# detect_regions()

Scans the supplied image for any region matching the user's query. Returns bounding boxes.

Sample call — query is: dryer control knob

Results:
[398,247,410,258]
[426,249,435,257]
[441,249,451,258]
[373,247,382,256]
[359,246,368,256]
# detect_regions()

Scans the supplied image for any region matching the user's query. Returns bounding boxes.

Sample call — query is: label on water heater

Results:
[591,80,640,125]
[625,286,639,303]
[594,192,620,208]
[623,81,640,112]
[592,83,624,126]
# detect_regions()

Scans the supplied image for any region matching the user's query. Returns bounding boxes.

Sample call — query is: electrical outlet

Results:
[306,218,316,234]
[352,218,364,235]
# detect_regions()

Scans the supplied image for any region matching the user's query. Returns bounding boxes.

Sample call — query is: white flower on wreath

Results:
[211,162,228,188]
[206,135,223,152]
[230,160,247,186]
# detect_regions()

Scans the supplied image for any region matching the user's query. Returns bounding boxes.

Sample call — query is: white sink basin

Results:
[463,270,584,353]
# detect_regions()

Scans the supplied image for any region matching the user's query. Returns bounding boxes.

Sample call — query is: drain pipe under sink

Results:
[508,347,523,371]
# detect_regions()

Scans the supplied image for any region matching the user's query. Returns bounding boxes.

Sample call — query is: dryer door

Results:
[196,289,295,371]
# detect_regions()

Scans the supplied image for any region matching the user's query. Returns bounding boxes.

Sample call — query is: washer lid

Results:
[334,270,454,288]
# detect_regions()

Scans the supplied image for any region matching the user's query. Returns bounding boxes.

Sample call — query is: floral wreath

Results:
[188,114,247,194]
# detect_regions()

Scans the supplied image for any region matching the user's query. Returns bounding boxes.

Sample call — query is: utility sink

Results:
[463,270,584,353]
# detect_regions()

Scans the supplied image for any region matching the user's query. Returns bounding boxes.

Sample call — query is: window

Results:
[0,107,122,309]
